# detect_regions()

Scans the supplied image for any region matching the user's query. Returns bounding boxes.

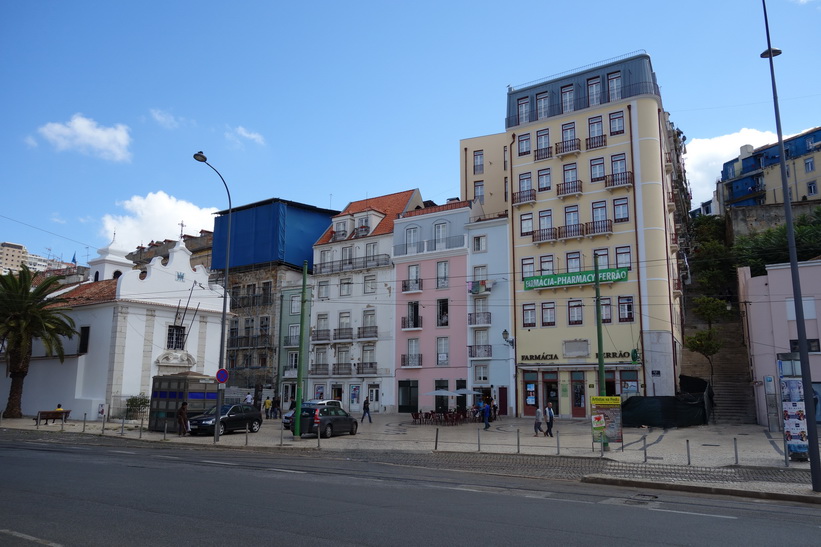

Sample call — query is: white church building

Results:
[1,238,226,418]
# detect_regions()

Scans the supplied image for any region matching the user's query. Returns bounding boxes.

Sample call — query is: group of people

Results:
[533,402,555,437]
[469,399,496,430]
[262,396,281,419]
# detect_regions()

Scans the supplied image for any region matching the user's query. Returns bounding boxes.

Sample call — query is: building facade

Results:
[460,52,688,417]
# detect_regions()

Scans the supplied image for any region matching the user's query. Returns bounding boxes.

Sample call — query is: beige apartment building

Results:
[460,52,689,418]
[1,242,27,274]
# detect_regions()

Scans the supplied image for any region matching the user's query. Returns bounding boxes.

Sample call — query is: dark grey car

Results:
[188,404,263,436]
[292,404,358,438]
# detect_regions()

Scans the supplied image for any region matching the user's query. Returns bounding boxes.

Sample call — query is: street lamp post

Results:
[193,151,232,445]
[760,0,821,492]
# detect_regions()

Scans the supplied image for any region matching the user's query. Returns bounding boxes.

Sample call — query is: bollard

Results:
[163,421,167,441]
[83,413,87,433]
[643,435,648,463]
[100,414,106,436]
[280,421,284,447]
[120,416,126,436]
[556,430,560,456]
[734,437,739,465]
[316,425,321,449]
[61,415,65,432]
[600,437,604,458]
[434,427,439,451]
[477,428,481,453]
[36,412,40,430]
[686,439,691,466]
[139,416,144,439]
[516,429,520,454]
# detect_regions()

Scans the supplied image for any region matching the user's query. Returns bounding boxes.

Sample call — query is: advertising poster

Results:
[590,396,623,443]
[314,384,325,400]
[780,378,809,459]
[526,383,536,406]
[350,385,360,405]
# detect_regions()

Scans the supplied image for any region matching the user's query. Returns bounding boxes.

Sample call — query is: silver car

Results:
[282,399,342,430]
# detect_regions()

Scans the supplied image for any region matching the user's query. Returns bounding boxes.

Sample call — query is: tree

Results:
[685,296,730,387]
[0,266,76,418]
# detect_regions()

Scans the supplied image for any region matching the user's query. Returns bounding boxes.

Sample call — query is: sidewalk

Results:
[2,412,820,504]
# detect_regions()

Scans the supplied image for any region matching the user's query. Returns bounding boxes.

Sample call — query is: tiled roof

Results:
[58,280,118,307]
[316,189,420,244]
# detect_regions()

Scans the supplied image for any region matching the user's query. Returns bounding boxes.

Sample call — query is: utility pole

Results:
[594,259,609,451]
[293,261,309,437]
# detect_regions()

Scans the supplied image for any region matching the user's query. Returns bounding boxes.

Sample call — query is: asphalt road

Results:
[2,433,820,546]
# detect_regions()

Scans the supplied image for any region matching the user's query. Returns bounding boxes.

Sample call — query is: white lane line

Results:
[649,508,737,519]
[153,455,180,459]
[109,450,136,455]
[268,468,307,474]
[201,460,238,466]
[0,528,63,546]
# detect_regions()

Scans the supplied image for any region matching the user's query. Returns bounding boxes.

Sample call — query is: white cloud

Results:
[38,114,132,162]
[149,108,180,129]
[100,191,218,252]
[50,213,67,225]
[683,128,776,206]
[24,135,37,148]
[225,125,266,147]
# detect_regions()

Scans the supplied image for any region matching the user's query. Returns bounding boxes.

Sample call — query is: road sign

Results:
[216,368,229,384]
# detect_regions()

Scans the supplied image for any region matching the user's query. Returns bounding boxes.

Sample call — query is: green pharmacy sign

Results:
[524,267,629,290]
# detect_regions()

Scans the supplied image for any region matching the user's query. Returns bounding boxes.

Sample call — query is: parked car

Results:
[188,404,263,436]
[282,399,342,430]
[292,404,358,438]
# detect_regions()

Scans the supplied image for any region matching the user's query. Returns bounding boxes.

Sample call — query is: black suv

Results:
[188,404,263,436]
[292,404,358,438]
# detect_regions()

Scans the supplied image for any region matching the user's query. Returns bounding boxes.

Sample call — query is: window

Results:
[541,302,556,327]
[568,300,583,325]
[167,325,185,350]
[365,242,377,259]
[342,246,353,265]
[405,227,419,253]
[519,172,532,191]
[523,303,536,328]
[589,116,603,137]
[474,364,489,383]
[364,274,376,294]
[229,318,238,338]
[600,297,612,323]
[789,339,821,352]
[288,324,300,344]
[339,311,351,329]
[520,213,533,236]
[244,317,254,336]
[363,309,376,327]
[437,299,449,327]
[474,180,484,204]
[436,261,449,288]
[258,353,267,369]
[563,163,577,183]
[618,296,634,322]
[522,257,535,280]
[290,295,300,314]
[538,168,552,191]
[590,158,605,182]
[536,129,550,154]
[539,210,553,231]
[288,351,299,371]
[540,254,554,275]
[518,133,531,156]
[608,72,622,101]
[340,277,352,296]
[517,97,530,125]
[474,150,484,174]
[537,92,549,119]
[616,246,632,270]
[473,235,487,252]
[806,157,815,173]
[320,249,331,266]
[562,122,575,142]
[588,77,601,106]
[407,339,420,366]
[610,111,625,135]
[809,181,818,196]
[78,326,90,353]
[592,201,607,223]
[437,337,450,366]
[474,265,487,281]
[318,280,329,299]
[259,316,270,335]
[564,205,579,227]
[566,251,581,273]
[614,198,629,223]
[262,281,272,304]
[594,247,609,269]
[315,348,327,366]
[434,223,448,250]
[561,85,574,113]
[611,153,626,174]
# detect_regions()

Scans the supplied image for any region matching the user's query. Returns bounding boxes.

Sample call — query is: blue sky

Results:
[2,0,820,264]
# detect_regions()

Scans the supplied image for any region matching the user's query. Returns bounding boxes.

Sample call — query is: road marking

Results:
[649,508,737,519]
[0,529,63,546]
[109,450,136,455]
[201,460,238,466]
[153,455,180,459]
[268,468,307,474]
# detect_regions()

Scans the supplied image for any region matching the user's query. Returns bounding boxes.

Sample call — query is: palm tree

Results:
[1,265,76,418]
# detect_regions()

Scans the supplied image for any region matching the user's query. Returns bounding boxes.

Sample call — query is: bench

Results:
[34,410,71,425]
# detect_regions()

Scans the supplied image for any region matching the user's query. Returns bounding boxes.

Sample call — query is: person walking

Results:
[533,406,544,437]
[544,402,555,437]
[272,395,281,419]
[361,397,372,423]
[263,397,272,419]
[482,400,491,430]
[244,392,253,405]
[176,401,188,436]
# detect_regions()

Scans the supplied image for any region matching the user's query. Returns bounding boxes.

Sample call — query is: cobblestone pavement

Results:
[3,413,820,504]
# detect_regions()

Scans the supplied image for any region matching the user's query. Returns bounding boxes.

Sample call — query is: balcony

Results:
[401,316,423,329]
[358,362,378,375]
[558,223,585,240]
[535,147,553,161]
[468,345,492,358]
[230,292,273,310]
[586,134,607,150]
[555,138,581,158]
[585,219,613,238]
[402,279,423,292]
[673,278,683,297]
[309,364,329,375]
[667,192,676,212]
[331,230,348,242]
[512,189,536,207]
[401,354,422,367]
[283,335,300,347]
[670,232,680,251]
[557,180,583,199]
[333,328,354,340]
[604,172,633,191]
[312,329,331,342]
[467,280,493,294]
[314,254,391,274]
[468,312,492,326]
[665,152,674,174]
[357,325,378,339]
[333,363,353,375]
[352,225,370,238]
[227,334,274,349]
[393,235,466,257]
[532,227,558,245]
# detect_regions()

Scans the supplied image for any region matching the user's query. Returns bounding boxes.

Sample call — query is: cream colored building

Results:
[1,242,27,274]
[460,52,688,418]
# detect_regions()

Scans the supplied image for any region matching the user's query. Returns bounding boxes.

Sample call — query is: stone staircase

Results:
[681,308,757,424]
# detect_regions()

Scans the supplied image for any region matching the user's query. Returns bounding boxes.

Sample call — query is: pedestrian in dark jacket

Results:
[483,401,491,430]
[362,397,372,423]
[176,402,188,436]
